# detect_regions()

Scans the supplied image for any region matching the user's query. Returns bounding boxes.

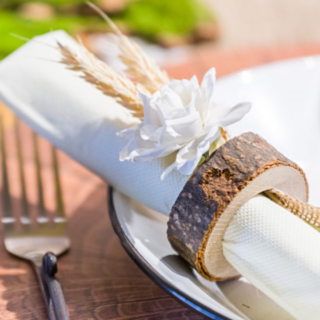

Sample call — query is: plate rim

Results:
[108,187,233,320]
[217,54,320,83]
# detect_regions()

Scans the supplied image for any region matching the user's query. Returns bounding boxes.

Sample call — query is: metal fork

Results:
[0,117,70,320]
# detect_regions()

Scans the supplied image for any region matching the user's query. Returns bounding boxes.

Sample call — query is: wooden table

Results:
[1,44,320,320]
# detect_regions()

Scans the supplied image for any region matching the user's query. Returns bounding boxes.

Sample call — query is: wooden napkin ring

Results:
[167,132,308,281]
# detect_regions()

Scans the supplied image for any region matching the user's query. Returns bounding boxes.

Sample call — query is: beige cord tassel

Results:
[265,189,320,232]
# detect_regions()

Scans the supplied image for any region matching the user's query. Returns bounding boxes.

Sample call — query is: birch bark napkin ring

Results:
[168,132,308,281]
[1,9,320,319]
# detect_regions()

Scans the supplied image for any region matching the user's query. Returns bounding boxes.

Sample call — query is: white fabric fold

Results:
[1,32,320,320]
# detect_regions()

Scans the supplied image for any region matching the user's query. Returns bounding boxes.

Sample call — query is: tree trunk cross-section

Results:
[167,132,308,281]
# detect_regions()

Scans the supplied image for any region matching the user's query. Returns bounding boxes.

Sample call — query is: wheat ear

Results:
[87,2,170,93]
[58,41,148,119]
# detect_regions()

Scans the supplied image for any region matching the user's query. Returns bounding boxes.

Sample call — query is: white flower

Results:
[118,67,251,179]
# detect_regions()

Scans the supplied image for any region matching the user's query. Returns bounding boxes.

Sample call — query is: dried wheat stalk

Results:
[87,2,170,93]
[58,41,148,119]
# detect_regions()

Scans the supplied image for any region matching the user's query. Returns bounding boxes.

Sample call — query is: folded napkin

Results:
[224,196,320,320]
[0,30,189,215]
[1,31,320,320]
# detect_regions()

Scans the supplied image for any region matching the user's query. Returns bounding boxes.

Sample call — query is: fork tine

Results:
[52,146,65,219]
[32,132,46,218]
[0,116,12,219]
[15,118,29,220]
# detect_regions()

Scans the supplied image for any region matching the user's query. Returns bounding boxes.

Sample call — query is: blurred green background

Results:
[0,0,217,60]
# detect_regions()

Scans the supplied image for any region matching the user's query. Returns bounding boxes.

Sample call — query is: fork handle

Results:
[33,263,57,320]
[42,252,70,320]
[33,252,70,320]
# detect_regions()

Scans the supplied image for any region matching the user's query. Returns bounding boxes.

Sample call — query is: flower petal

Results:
[161,126,220,179]
[161,111,202,144]
[190,75,200,88]
[151,86,184,123]
[121,142,180,163]
[119,124,181,163]
[214,102,251,127]
[175,127,220,175]
[201,67,216,120]
[201,67,216,99]
[168,78,198,107]
[139,91,160,126]
[140,124,162,142]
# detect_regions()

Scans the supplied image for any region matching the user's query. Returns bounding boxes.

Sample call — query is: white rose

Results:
[119,67,251,179]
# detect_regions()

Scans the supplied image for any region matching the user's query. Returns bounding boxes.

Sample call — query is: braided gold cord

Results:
[265,190,320,232]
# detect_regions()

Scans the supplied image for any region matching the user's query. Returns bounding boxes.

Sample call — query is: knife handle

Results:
[41,252,70,320]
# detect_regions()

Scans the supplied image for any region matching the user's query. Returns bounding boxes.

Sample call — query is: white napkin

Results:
[0,31,189,215]
[224,196,320,320]
[1,32,320,320]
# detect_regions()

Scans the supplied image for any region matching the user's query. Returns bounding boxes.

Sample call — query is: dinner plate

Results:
[109,56,320,320]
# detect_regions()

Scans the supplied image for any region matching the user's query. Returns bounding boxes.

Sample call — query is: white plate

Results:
[109,56,320,320]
